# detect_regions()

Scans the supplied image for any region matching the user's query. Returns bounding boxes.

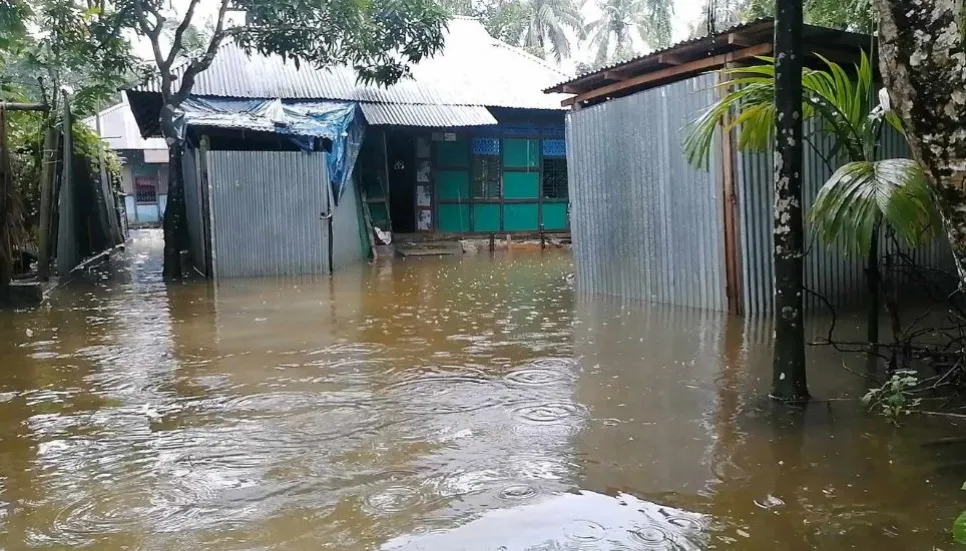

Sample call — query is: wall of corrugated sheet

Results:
[737,123,954,315]
[567,73,727,310]
[182,147,207,277]
[207,151,362,278]
[330,175,364,271]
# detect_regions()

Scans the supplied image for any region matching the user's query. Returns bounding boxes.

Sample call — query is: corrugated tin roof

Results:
[82,95,167,150]
[359,103,496,127]
[134,18,571,111]
[545,17,774,91]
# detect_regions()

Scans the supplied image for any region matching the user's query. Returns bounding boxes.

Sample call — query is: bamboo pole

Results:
[0,102,48,112]
[36,126,58,280]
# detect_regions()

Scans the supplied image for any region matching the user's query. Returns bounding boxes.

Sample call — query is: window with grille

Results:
[542,158,568,199]
[473,156,501,198]
[135,177,158,203]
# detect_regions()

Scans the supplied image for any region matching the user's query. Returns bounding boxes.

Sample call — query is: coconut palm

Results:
[683,53,941,349]
[583,0,672,66]
[520,0,585,62]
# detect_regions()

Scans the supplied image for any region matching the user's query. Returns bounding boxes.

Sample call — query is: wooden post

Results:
[381,131,393,231]
[55,92,74,276]
[771,0,809,403]
[199,135,214,277]
[36,126,58,280]
[489,232,495,252]
[718,68,742,315]
[0,106,11,294]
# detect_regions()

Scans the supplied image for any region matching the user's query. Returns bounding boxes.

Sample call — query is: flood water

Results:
[0,230,963,550]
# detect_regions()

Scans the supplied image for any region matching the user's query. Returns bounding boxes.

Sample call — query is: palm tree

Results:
[520,0,585,62]
[683,53,941,352]
[583,0,672,67]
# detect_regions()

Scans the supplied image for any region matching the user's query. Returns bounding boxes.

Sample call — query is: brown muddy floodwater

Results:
[0,230,963,550]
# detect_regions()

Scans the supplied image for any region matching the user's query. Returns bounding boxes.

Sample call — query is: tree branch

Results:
[172,0,230,106]
[164,0,202,69]
[132,0,166,68]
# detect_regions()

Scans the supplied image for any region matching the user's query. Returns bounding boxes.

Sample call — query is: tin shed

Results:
[127,17,573,278]
[546,19,953,315]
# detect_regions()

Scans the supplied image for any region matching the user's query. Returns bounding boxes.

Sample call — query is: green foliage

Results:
[440,0,584,61]
[810,160,940,254]
[744,0,874,32]
[0,0,144,116]
[3,111,121,242]
[206,0,449,87]
[584,0,672,66]
[683,53,939,255]
[955,510,966,545]
[861,370,922,422]
[522,0,585,62]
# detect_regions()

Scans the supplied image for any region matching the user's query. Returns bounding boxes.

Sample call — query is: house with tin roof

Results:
[127,17,573,278]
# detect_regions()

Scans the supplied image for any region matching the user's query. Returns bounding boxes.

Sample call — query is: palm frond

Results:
[684,53,879,169]
[809,159,941,254]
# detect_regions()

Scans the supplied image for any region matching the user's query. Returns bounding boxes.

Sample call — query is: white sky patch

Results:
[132,0,709,75]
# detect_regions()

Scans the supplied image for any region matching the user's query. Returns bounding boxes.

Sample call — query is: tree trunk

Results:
[877,0,966,286]
[162,138,187,280]
[771,0,809,403]
[159,101,189,281]
[867,218,880,348]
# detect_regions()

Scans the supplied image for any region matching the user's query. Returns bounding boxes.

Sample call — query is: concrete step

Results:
[396,241,463,257]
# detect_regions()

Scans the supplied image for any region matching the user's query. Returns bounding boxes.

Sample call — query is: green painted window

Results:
[473,157,501,198]
[503,172,539,199]
[438,204,470,232]
[472,204,501,232]
[437,171,470,201]
[503,203,539,231]
[541,203,568,230]
[435,139,468,167]
[503,139,539,168]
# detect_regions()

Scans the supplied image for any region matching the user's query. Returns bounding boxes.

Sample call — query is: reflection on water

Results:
[0,230,961,549]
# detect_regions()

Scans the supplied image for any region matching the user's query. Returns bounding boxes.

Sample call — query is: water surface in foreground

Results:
[0,231,962,550]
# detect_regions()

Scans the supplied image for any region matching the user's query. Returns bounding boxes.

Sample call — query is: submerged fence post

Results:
[36,126,58,280]
[56,92,76,277]
[771,0,809,402]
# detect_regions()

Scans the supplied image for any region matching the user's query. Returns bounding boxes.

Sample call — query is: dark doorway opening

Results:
[386,133,416,233]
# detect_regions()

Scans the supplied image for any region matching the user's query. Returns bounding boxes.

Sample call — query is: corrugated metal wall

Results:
[330,174,364,271]
[207,151,363,278]
[182,147,207,276]
[567,73,727,310]
[737,124,954,315]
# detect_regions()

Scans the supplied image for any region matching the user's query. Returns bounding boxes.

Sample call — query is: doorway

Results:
[386,133,416,233]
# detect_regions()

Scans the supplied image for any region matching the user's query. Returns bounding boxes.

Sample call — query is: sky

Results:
[134,0,711,75]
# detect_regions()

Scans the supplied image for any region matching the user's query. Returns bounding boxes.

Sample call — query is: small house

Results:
[84,95,169,227]
[545,19,952,315]
[126,17,572,278]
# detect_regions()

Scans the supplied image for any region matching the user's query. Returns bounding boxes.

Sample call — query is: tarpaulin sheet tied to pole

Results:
[173,97,365,205]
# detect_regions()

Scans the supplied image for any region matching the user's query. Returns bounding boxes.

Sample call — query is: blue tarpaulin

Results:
[176,96,365,205]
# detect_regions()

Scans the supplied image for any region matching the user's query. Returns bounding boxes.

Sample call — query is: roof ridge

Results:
[489,40,570,79]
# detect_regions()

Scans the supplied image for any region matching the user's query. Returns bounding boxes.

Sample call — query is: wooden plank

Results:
[603,70,630,81]
[657,54,686,65]
[562,43,773,107]
[727,32,757,46]
[717,68,742,315]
